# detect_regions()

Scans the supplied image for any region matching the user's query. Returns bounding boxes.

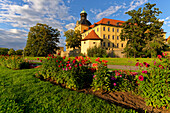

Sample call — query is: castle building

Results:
[65,9,166,58]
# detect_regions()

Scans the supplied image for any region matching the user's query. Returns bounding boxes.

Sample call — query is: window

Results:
[108,42,110,47]
[112,28,114,32]
[117,29,119,32]
[112,35,114,40]
[108,27,110,31]
[103,27,105,31]
[121,43,123,47]
[117,43,119,48]
[94,29,95,32]
[103,34,105,39]
[117,36,119,40]
[103,42,105,46]
[112,43,114,47]
[108,35,110,39]
[97,28,99,32]
[93,42,96,44]
[84,42,86,44]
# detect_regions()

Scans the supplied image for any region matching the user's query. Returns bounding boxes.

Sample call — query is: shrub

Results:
[87,45,107,57]
[0,55,29,69]
[8,48,15,55]
[0,48,9,55]
[15,49,23,55]
[135,52,170,109]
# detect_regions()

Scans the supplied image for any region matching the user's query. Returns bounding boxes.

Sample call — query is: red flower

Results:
[40,60,42,62]
[92,63,98,67]
[75,56,78,59]
[159,65,164,69]
[52,56,54,58]
[157,55,162,59]
[56,60,58,62]
[66,64,69,67]
[37,58,39,60]
[95,57,100,61]
[67,61,70,64]
[140,63,143,67]
[69,66,72,70]
[79,63,82,67]
[68,58,71,61]
[48,54,51,57]
[74,65,78,67]
[62,64,63,66]
[102,60,108,64]
[63,56,66,59]
[55,56,57,58]
[138,75,144,81]
[142,70,147,74]
[73,59,76,64]
[143,62,146,65]
[145,63,150,67]
[47,58,49,60]
[135,62,139,66]
[58,53,60,55]
[162,52,167,56]
[58,65,61,68]
[60,61,62,63]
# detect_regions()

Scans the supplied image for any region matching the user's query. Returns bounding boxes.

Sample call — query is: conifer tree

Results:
[120,3,165,57]
[24,23,60,56]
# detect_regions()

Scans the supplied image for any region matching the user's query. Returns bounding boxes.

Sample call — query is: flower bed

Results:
[35,53,170,110]
[0,55,30,69]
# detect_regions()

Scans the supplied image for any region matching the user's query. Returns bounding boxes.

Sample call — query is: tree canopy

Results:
[8,48,15,55]
[24,23,60,56]
[64,29,82,49]
[0,48,9,55]
[120,3,165,58]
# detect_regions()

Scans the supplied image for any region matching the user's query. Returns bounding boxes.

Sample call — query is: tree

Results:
[120,3,165,58]
[64,29,82,49]
[24,23,60,56]
[0,48,9,55]
[15,49,23,55]
[8,48,15,55]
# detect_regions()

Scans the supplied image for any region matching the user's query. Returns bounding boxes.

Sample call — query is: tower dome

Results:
[79,9,91,26]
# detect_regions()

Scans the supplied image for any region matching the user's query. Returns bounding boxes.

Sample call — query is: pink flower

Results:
[138,75,144,81]
[65,67,68,71]
[63,68,65,70]
[120,75,122,77]
[145,63,150,67]
[154,61,156,65]
[113,83,116,86]
[37,58,39,60]
[93,75,96,78]
[157,55,162,59]
[142,70,147,74]
[111,77,116,80]
[140,63,143,67]
[40,60,42,62]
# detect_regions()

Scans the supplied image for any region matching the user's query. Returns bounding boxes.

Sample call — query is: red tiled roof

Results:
[82,18,125,33]
[81,30,102,41]
[95,18,125,26]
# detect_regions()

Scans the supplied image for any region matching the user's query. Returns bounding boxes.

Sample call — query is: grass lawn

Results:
[25,56,162,66]
[0,66,137,113]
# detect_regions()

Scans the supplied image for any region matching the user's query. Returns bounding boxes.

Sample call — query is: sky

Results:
[0,0,170,50]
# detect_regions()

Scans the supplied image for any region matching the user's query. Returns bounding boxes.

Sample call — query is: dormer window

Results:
[107,21,110,24]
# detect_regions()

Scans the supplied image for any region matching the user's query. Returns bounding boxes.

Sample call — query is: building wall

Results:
[81,24,127,57]
[81,40,101,55]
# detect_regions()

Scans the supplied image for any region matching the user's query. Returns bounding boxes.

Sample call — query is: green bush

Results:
[135,53,170,109]
[15,49,23,55]
[8,48,15,55]
[0,48,9,55]
[0,55,29,69]
[87,45,107,57]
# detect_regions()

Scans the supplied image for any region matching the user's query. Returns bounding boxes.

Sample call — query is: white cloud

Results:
[0,28,27,49]
[96,6,122,20]
[65,23,75,30]
[127,0,148,11]
[165,16,170,20]
[0,0,75,49]
[90,9,101,15]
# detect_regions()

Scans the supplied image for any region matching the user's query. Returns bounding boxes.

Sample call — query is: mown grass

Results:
[0,66,137,113]
[25,56,161,66]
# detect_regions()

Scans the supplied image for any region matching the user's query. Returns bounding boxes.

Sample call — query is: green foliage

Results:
[0,55,29,69]
[15,49,23,55]
[87,45,107,57]
[135,54,170,109]
[0,48,9,55]
[24,23,60,57]
[64,29,82,49]
[120,3,165,58]
[8,48,15,55]
[0,66,137,113]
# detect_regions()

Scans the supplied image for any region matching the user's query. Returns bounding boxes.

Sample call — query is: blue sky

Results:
[0,0,170,50]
